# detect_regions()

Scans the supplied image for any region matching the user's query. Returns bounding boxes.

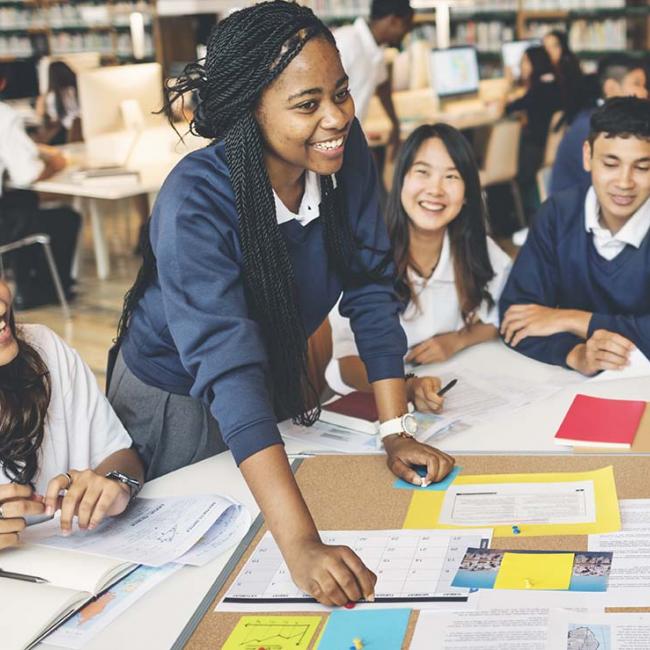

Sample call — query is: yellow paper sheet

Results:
[222,615,322,650]
[403,466,621,537]
[493,552,574,590]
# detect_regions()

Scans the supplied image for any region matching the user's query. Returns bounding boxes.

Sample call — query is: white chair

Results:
[479,119,526,228]
[0,234,70,318]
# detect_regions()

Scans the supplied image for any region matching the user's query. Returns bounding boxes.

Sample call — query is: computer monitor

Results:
[78,62,164,140]
[38,53,101,96]
[501,39,541,81]
[430,47,480,99]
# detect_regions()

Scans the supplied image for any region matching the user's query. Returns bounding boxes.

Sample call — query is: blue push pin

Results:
[512,525,521,535]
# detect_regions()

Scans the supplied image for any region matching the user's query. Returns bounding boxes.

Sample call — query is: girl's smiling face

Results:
[400,137,466,235]
[254,35,355,179]
[0,280,19,366]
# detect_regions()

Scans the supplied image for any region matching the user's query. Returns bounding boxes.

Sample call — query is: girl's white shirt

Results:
[325,233,512,395]
[0,325,133,494]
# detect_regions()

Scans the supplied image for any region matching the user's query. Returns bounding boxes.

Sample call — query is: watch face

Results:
[402,413,418,435]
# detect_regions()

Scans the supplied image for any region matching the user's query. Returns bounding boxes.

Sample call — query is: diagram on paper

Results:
[221,615,321,650]
[219,529,491,610]
[567,624,611,650]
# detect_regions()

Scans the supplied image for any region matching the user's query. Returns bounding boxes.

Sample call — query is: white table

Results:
[39,452,259,650]
[28,126,207,280]
[283,340,650,456]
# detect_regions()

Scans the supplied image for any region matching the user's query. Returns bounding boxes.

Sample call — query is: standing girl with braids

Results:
[109,0,454,606]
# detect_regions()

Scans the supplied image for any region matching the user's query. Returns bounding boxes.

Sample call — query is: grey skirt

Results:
[108,351,227,481]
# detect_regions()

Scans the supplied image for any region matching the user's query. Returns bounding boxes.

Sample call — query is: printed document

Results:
[31,494,247,566]
[438,480,596,527]
[588,499,650,606]
[410,608,550,649]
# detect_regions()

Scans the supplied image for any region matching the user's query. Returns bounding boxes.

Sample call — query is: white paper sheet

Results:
[218,529,492,612]
[175,501,251,567]
[588,499,650,607]
[412,361,559,426]
[546,609,650,649]
[588,348,650,383]
[438,480,596,526]
[32,495,246,567]
[43,563,181,649]
[410,608,550,649]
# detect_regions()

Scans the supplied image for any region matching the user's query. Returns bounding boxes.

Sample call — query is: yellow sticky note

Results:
[403,466,621,537]
[222,615,322,650]
[493,552,574,590]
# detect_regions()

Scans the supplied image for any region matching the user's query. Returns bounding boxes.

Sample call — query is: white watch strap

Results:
[379,416,405,441]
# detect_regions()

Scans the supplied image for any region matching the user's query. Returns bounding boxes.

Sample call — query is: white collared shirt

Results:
[325,233,512,395]
[334,17,388,122]
[0,102,44,196]
[273,170,321,227]
[584,186,650,261]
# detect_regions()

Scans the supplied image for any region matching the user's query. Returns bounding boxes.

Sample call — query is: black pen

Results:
[437,378,458,397]
[0,568,49,584]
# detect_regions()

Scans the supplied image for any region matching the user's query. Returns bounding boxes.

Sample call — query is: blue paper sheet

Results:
[316,609,411,650]
[393,465,462,491]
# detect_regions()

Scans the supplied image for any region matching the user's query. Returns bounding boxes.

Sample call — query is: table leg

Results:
[89,198,110,280]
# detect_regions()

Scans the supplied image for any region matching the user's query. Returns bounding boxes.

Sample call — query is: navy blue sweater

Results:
[121,119,407,464]
[499,186,650,367]
[550,108,592,195]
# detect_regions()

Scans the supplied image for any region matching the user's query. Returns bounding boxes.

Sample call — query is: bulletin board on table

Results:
[173,454,650,649]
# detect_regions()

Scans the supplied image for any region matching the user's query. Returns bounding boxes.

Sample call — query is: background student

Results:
[0,63,80,309]
[326,123,511,403]
[499,97,650,375]
[543,30,585,125]
[334,0,413,152]
[505,46,561,218]
[35,61,81,145]
[551,54,648,195]
[0,279,143,551]
[109,2,454,608]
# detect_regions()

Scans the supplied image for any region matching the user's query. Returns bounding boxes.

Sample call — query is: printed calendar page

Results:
[218,529,492,612]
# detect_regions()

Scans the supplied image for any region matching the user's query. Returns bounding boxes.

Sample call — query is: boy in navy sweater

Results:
[550,55,647,195]
[500,97,650,375]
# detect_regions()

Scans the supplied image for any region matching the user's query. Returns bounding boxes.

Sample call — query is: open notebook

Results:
[0,546,135,650]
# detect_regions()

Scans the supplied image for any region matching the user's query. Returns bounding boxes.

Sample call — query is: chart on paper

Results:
[218,529,491,611]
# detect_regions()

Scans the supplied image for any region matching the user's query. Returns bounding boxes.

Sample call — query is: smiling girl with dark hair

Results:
[108,0,454,607]
[327,124,511,401]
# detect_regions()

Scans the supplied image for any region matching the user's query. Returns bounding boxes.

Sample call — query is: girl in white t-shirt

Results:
[0,280,143,551]
[326,123,512,410]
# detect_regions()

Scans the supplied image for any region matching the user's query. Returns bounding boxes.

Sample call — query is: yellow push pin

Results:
[353,638,364,650]
[524,578,534,589]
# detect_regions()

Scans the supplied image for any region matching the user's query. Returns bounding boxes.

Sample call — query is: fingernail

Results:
[62,528,71,536]
[88,523,96,531]
[365,593,375,602]
[45,506,54,516]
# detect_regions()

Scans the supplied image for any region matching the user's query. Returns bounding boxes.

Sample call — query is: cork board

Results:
[177,454,650,649]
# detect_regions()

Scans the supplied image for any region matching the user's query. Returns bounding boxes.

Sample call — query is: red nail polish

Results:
[344,601,356,609]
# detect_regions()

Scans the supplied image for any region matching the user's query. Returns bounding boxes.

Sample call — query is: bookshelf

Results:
[0,0,156,62]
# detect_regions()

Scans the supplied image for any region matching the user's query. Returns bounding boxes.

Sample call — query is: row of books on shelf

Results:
[526,18,627,50]
[0,32,154,58]
[521,0,625,9]
[0,2,153,31]
[452,22,516,53]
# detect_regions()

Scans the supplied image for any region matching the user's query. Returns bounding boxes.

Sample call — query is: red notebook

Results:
[554,394,646,448]
[319,392,379,435]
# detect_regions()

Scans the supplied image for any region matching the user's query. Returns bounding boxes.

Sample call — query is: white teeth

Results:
[0,320,6,331]
[313,137,344,151]
[420,201,444,211]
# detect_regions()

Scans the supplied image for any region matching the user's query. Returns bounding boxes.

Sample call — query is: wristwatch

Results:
[105,470,142,501]
[378,413,418,444]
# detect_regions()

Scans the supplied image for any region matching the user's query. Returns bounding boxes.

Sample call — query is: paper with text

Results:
[33,495,247,566]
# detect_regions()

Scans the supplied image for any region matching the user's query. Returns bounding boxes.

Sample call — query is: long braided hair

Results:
[117,1,386,424]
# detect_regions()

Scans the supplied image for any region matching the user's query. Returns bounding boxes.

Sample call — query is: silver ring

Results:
[62,472,73,490]
[0,504,4,519]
